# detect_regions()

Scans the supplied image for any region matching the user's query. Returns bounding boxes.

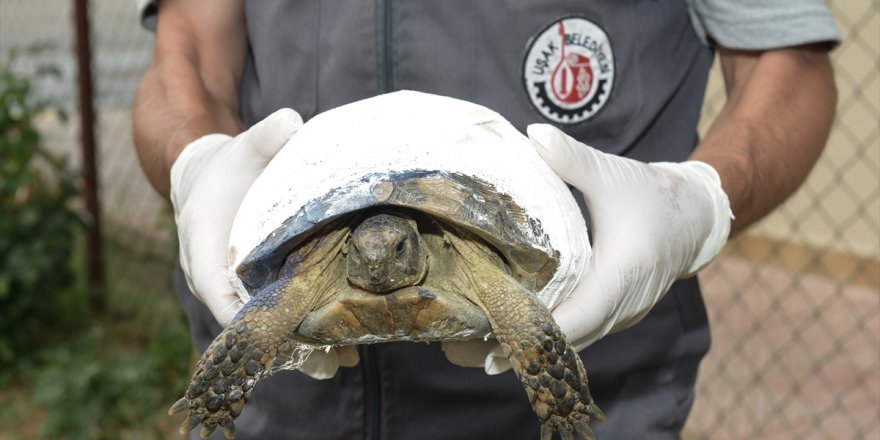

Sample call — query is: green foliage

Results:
[0,62,85,375]
[0,238,193,439]
[33,323,190,440]
[0,55,192,439]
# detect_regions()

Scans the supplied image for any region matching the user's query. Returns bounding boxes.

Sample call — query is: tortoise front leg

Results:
[171,225,349,438]
[443,232,605,439]
[475,274,605,439]
[169,275,319,439]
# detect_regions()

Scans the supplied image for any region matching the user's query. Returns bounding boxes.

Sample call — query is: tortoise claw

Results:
[199,423,216,438]
[169,397,188,415]
[180,413,201,434]
[540,424,553,440]
[587,403,606,423]
[220,418,237,439]
[539,420,597,440]
[575,420,596,440]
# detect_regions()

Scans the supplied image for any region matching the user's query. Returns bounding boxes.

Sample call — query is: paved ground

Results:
[685,254,879,439]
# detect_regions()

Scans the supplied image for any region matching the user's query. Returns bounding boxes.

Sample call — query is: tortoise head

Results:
[347,212,428,293]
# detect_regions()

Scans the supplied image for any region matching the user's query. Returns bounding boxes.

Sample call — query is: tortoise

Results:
[169,91,604,439]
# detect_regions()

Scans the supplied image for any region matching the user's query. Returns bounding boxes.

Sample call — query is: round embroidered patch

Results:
[523,17,615,124]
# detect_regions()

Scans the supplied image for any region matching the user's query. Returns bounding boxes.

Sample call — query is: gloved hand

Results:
[443,124,732,374]
[170,109,359,377]
[171,108,303,325]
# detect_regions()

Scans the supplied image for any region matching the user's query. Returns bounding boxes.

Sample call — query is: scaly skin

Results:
[441,226,606,439]
[170,227,350,439]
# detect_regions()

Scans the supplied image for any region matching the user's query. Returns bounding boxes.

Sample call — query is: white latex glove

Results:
[170,109,362,379]
[171,109,357,378]
[444,124,732,374]
[170,109,303,325]
[294,345,361,379]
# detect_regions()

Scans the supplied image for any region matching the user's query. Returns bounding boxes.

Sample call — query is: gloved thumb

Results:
[297,345,360,379]
[484,345,512,375]
[441,340,513,375]
[236,108,304,165]
[526,124,603,191]
[171,108,303,327]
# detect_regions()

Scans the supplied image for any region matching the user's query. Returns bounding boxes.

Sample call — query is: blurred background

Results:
[0,1,876,439]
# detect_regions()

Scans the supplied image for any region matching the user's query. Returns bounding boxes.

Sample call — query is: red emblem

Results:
[550,22,594,104]
[523,17,615,124]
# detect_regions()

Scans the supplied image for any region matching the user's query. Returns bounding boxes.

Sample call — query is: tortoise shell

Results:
[228,91,590,309]
[173,92,606,439]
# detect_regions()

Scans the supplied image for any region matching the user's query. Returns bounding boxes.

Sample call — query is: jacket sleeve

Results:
[685,0,841,49]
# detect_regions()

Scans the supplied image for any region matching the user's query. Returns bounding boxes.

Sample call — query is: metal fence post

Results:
[73,0,104,303]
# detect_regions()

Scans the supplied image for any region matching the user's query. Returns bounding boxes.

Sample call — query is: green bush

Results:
[33,323,190,440]
[0,56,192,439]
[0,62,85,376]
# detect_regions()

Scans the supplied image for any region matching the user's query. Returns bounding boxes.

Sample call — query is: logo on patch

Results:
[523,17,615,124]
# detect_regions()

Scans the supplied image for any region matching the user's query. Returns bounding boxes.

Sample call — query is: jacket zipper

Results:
[363,4,391,439]
[376,0,394,93]
[359,345,382,440]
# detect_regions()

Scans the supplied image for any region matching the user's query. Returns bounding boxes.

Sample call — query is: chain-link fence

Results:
[0,0,173,290]
[683,1,880,438]
[1,1,877,438]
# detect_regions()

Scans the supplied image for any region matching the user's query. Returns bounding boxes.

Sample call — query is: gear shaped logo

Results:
[523,17,615,124]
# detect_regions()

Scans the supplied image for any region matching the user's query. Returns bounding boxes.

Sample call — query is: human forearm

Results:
[131,0,309,329]
[133,0,246,199]
[133,60,242,198]
[690,45,836,234]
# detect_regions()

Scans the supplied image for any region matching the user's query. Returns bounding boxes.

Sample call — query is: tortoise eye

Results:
[395,240,406,255]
